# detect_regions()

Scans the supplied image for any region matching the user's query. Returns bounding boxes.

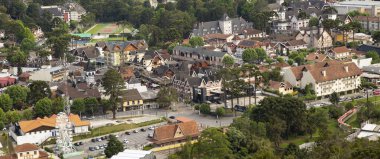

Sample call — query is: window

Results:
[34,151,37,155]
[20,153,23,157]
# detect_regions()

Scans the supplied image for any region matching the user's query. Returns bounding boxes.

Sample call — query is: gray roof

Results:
[41,6,65,17]
[192,14,253,36]
[363,64,380,75]
[173,46,227,58]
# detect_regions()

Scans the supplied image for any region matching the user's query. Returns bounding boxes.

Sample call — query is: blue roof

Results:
[357,44,380,55]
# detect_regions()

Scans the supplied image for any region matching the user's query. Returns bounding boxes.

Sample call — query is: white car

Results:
[148,126,154,130]
[124,139,129,144]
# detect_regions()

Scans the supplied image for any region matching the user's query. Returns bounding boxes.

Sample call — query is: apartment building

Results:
[283,61,362,97]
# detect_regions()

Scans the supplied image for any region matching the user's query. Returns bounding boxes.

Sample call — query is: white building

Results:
[9,114,90,145]
[29,66,65,82]
[111,149,155,159]
[329,1,380,17]
[357,122,380,140]
[283,61,362,97]
[352,58,372,69]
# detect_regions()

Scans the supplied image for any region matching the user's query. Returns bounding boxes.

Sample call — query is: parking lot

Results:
[73,125,159,158]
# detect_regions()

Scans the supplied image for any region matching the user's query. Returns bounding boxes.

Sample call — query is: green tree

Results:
[6,48,27,67]
[84,97,98,116]
[309,17,319,27]
[372,31,380,43]
[345,102,354,111]
[4,85,29,105]
[222,54,235,68]
[0,108,5,129]
[329,92,339,106]
[215,107,225,118]
[28,80,51,104]
[20,38,35,53]
[52,97,64,114]
[105,135,124,158]
[199,103,211,114]
[156,87,178,108]
[5,110,21,124]
[0,94,12,112]
[366,50,380,64]
[168,42,178,54]
[71,98,85,116]
[306,108,328,138]
[189,36,204,47]
[266,117,286,147]
[256,48,267,63]
[46,24,72,58]
[34,97,52,118]
[297,11,309,20]
[102,69,124,119]
[242,48,257,63]
[193,128,233,158]
[22,108,33,120]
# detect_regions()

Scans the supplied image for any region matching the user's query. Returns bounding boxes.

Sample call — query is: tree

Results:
[222,54,235,68]
[34,97,52,118]
[6,48,27,67]
[0,108,5,129]
[348,10,369,17]
[193,128,233,158]
[322,19,338,33]
[156,87,178,108]
[22,108,34,120]
[0,94,12,112]
[105,135,124,158]
[266,117,286,147]
[199,103,211,114]
[28,80,51,104]
[309,17,319,27]
[84,97,98,116]
[168,42,178,54]
[20,38,35,53]
[372,31,380,43]
[4,85,29,105]
[71,98,85,117]
[189,36,204,47]
[255,48,267,63]
[345,102,354,111]
[349,21,362,42]
[215,107,225,118]
[52,97,64,114]
[366,50,380,64]
[5,110,21,124]
[305,108,328,138]
[102,69,124,119]
[329,92,339,106]
[242,48,257,63]
[46,24,72,58]
[297,11,309,20]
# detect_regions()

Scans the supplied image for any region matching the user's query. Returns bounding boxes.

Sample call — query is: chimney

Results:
[344,66,349,72]
[322,70,327,76]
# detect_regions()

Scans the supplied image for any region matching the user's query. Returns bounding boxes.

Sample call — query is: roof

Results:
[122,89,143,101]
[111,150,153,159]
[203,34,232,40]
[331,46,350,54]
[18,114,90,133]
[153,121,199,144]
[357,44,380,54]
[306,53,328,62]
[175,117,195,123]
[57,83,101,99]
[290,61,362,83]
[72,46,99,59]
[354,16,380,22]
[269,80,292,90]
[286,40,307,46]
[237,40,261,48]
[15,143,38,152]
[239,28,262,35]
[0,151,48,159]
[173,46,227,58]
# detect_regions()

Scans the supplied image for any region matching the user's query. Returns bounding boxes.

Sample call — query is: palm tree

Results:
[241,64,261,106]
[349,21,362,43]
[116,20,129,42]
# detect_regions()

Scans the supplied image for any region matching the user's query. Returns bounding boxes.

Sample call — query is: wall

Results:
[29,70,52,82]
[10,130,53,145]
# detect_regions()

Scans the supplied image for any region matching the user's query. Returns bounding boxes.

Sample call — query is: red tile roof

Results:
[15,143,38,152]
[332,46,350,54]
[153,121,199,144]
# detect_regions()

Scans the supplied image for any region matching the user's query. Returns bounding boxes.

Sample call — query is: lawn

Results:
[73,118,164,141]
[85,23,133,35]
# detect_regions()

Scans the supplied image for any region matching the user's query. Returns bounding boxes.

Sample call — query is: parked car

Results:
[95,146,100,150]
[169,116,175,119]
[374,89,380,95]
[140,128,146,132]
[216,100,222,104]
[148,133,153,138]
[148,126,154,130]
[124,139,129,144]
[89,147,95,151]
[125,131,131,135]
[96,138,102,142]
[91,138,96,142]
[133,130,138,133]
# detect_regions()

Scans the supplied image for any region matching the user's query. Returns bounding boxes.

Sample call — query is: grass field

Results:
[85,23,132,35]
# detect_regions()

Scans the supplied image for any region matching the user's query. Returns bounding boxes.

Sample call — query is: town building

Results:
[63,2,86,22]
[327,46,351,59]
[0,143,49,159]
[70,46,101,63]
[173,46,227,66]
[152,120,199,146]
[56,82,101,100]
[29,66,66,83]
[279,40,308,53]
[111,150,155,159]
[191,14,253,37]
[267,80,294,95]
[329,1,380,17]
[295,27,333,49]
[9,114,90,145]
[122,89,143,111]
[362,64,380,85]
[283,61,362,97]
[305,53,329,63]
[41,6,70,23]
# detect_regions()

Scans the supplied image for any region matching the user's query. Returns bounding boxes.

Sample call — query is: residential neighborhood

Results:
[1,0,380,159]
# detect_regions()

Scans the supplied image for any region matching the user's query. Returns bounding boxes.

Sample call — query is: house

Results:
[191,13,253,37]
[238,28,265,39]
[152,120,199,146]
[327,46,351,59]
[362,64,380,85]
[295,27,333,49]
[357,122,380,140]
[125,77,148,93]
[357,44,380,55]
[0,77,16,88]
[9,114,90,145]
[352,58,372,69]
[29,66,66,83]
[71,46,101,62]
[120,66,135,80]
[268,80,294,95]
[203,34,233,48]
[0,143,49,159]
[235,40,263,57]
[99,40,148,66]
[111,150,155,159]
[31,26,44,40]
[56,82,101,100]
[152,65,175,78]
[283,61,362,97]
[347,33,373,44]
[41,6,70,23]
[121,89,143,111]
[173,46,227,66]
[63,2,86,22]
[305,53,329,63]
[279,40,307,53]
[330,1,380,17]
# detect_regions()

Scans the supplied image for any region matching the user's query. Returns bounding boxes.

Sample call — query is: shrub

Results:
[200,104,211,114]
